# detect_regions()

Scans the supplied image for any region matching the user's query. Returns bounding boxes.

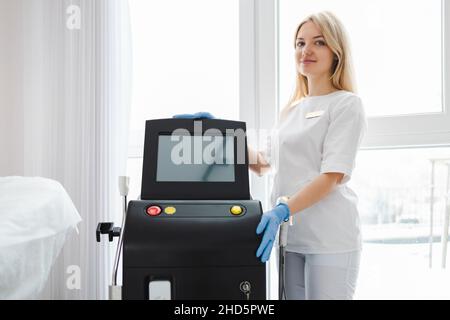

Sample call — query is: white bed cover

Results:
[0,176,82,299]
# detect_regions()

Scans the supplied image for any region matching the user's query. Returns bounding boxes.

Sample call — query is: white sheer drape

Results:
[0,0,132,299]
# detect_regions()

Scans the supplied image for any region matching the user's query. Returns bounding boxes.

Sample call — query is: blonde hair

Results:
[280,11,356,120]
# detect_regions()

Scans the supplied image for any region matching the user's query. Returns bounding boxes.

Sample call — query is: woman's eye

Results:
[296,40,326,48]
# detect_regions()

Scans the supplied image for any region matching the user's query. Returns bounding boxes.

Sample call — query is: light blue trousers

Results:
[284,250,361,300]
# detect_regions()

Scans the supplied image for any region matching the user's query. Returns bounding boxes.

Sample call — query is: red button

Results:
[146,205,162,216]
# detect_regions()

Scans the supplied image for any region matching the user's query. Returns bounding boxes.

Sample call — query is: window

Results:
[351,147,450,299]
[279,0,450,150]
[279,0,442,118]
[278,0,450,299]
[127,0,240,199]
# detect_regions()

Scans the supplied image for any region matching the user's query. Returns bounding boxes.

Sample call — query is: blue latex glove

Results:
[172,112,215,119]
[256,203,290,263]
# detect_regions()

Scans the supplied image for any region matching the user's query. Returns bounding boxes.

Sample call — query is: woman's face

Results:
[295,21,335,79]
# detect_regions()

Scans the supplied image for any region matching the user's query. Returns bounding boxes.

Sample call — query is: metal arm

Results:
[110,176,129,299]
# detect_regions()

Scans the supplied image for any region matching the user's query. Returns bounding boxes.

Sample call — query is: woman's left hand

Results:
[256,203,290,263]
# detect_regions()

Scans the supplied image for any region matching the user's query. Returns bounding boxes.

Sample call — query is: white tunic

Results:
[264,90,368,254]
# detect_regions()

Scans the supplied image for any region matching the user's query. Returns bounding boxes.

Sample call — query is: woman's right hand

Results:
[172,112,215,119]
[248,146,271,176]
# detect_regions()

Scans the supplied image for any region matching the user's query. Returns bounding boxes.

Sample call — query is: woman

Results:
[174,11,367,300]
[248,11,367,300]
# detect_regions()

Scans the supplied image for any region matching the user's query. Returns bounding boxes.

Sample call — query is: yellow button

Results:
[164,206,176,215]
[230,205,243,215]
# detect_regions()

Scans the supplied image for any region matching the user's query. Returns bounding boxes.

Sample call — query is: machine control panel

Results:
[143,202,247,218]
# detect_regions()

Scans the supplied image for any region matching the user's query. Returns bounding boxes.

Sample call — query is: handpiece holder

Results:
[96,176,130,300]
[119,176,130,197]
[96,223,121,242]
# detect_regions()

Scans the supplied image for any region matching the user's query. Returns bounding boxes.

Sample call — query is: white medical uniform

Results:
[262,90,367,299]
[265,89,368,254]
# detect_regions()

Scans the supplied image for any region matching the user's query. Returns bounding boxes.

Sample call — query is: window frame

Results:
[266,0,450,150]
[361,0,449,149]
[240,0,279,300]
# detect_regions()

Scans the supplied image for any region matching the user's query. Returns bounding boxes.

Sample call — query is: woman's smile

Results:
[301,59,317,65]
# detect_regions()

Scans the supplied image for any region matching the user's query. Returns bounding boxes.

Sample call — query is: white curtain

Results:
[0,0,132,299]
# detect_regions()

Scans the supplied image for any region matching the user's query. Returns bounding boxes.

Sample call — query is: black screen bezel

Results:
[141,118,250,200]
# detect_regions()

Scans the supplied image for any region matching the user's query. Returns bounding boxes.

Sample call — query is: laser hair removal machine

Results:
[97,118,267,300]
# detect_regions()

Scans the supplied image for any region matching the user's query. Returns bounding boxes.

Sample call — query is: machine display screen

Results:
[156,135,235,182]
